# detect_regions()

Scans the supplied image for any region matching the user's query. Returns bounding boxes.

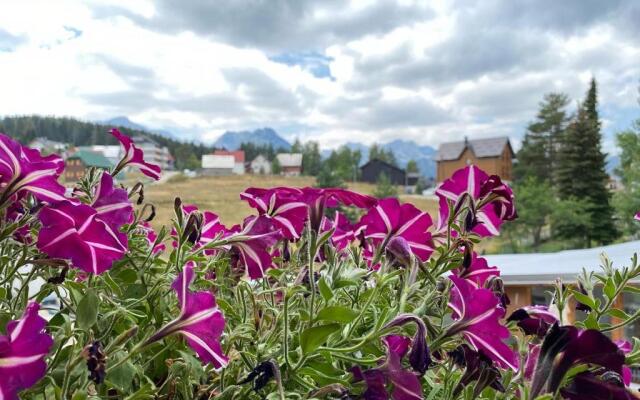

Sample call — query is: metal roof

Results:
[437,136,511,161]
[202,154,235,169]
[67,150,113,168]
[277,153,303,167]
[485,240,640,285]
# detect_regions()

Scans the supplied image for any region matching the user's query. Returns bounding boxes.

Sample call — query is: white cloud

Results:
[0,0,638,148]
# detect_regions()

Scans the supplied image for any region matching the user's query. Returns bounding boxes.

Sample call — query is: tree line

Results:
[505,78,639,251]
[0,115,215,170]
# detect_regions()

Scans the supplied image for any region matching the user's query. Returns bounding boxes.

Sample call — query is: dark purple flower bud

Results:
[282,241,291,263]
[383,314,431,375]
[82,341,106,384]
[183,211,203,244]
[560,372,636,400]
[452,346,505,399]
[385,236,413,268]
[575,282,592,312]
[238,359,279,392]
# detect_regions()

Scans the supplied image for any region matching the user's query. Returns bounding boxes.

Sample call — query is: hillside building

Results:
[250,154,272,175]
[436,136,514,183]
[64,150,113,182]
[276,153,303,176]
[360,159,406,185]
[213,150,245,175]
[201,155,235,176]
[131,136,174,170]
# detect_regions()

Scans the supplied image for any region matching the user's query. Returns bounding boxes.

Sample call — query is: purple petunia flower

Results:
[110,128,161,180]
[352,335,423,400]
[139,221,166,254]
[91,172,134,232]
[240,186,376,237]
[0,302,54,400]
[453,251,499,287]
[447,275,518,371]
[359,198,434,262]
[615,340,633,387]
[560,372,636,400]
[507,305,558,338]
[37,200,127,274]
[436,165,516,237]
[146,262,228,368]
[0,133,66,204]
[319,211,363,252]
[530,324,627,398]
[240,187,308,240]
[225,216,282,279]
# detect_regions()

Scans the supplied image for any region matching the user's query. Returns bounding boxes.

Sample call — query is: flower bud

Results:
[383,314,431,375]
[385,236,413,268]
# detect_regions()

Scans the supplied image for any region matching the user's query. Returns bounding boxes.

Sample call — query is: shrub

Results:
[0,131,638,399]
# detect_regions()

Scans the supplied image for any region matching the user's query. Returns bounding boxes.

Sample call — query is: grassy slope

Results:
[144,175,439,228]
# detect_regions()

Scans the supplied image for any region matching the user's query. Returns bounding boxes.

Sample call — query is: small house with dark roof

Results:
[436,136,514,183]
[360,159,406,185]
[64,150,113,182]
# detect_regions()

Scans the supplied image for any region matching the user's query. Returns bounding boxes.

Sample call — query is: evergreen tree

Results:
[514,93,570,183]
[406,159,419,174]
[301,141,322,176]
[373,173,398,198]
[555,79,617,245]
[315,166,345,188]
[369,144,397,166]
[271,157,282,175]
[612,84,640,236]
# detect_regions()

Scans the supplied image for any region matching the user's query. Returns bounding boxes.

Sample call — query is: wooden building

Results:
[64,150,113,182]
[276,153,303,176]
[436,136,514,183]
[360,159,406,185]
[486,240,640,343]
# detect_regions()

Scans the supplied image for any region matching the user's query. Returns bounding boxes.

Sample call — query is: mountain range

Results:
[213,128,292,151]
[101,117,620,179]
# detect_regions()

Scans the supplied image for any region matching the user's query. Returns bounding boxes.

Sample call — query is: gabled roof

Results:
[251,154,269,164]
[277,153,302,167]
[202,154,235,169]
[214,150,245,163]
[437,136,512,161]
[67,150,113,169]
[360,158,405,173]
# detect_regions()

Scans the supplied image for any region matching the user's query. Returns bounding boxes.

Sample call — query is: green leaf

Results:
[317,306,358,323]
[318,277,333,302]
[606,308,631,320]
[603,278,616,301]
[300,323,340,354]
[571,290,596,310]
[107,360,136,392]
[76,289,99,330]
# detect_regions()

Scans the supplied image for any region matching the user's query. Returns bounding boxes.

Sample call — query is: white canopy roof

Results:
[202,154,235,169]
[485,240,640,285]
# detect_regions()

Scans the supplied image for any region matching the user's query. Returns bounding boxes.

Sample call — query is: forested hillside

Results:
[0,115,214,169]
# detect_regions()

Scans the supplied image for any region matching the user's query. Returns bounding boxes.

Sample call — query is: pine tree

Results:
[555,79,617,246]
[514,93,570,183]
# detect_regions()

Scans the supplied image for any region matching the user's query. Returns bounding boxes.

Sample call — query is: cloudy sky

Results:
[0,0,638,152]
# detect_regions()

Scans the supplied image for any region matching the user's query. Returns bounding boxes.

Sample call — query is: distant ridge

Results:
[322,140,437,178]
[103,116,177,139]
[214,128,291,150]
